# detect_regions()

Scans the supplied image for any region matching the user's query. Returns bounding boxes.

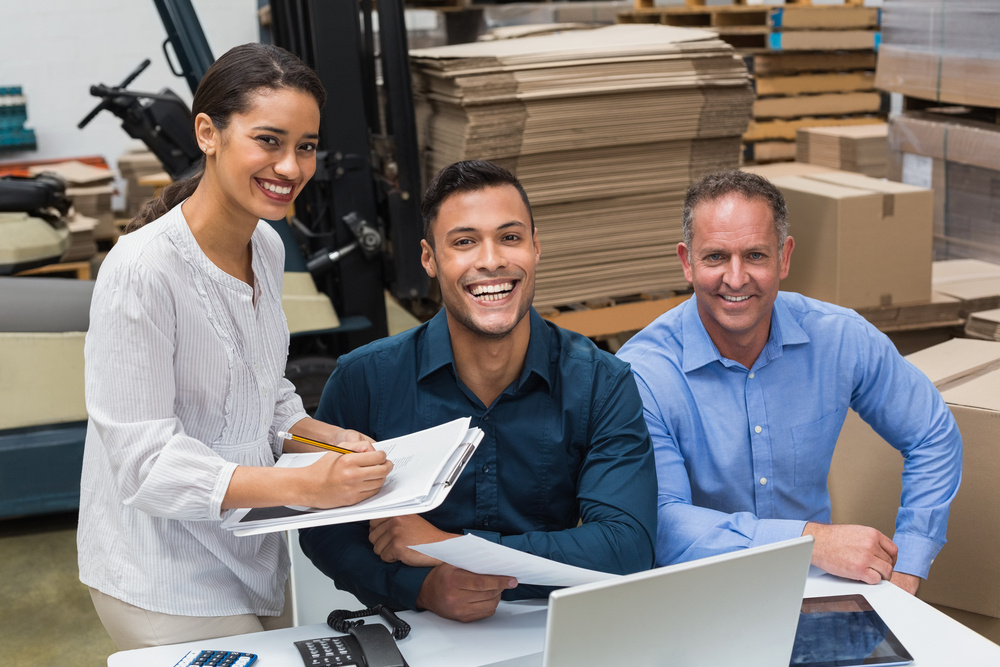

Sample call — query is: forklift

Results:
[0,0,430,518]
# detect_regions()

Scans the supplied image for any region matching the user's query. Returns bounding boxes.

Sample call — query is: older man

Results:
[617,169,961,595]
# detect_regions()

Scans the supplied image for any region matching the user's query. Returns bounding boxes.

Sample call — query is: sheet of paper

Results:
[410,534,619,587]
[276,417,473,511]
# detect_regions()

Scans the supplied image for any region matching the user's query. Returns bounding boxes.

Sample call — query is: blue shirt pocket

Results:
[791,407,848,488]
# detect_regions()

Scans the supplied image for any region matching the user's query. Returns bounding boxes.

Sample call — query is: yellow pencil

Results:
[277,430,355,455]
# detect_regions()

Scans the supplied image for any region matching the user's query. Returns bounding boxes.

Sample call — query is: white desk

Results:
[109,572,1000,666]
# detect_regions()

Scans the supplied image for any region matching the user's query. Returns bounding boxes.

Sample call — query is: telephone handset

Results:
[294,605,410,667]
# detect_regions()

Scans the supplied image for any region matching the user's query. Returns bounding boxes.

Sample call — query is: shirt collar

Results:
[681,293,810,373]
[417,307,552,392]
[418,309,455,382]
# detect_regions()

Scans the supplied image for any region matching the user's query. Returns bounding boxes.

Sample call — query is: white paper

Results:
[410,534,619,587]
[221,417,482,535]
[901,152,933,191]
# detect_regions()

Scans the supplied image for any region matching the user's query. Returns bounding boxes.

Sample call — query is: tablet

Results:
[790,594,914,667]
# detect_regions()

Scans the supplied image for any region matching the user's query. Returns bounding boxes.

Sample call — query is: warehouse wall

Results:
[0,0,258,180]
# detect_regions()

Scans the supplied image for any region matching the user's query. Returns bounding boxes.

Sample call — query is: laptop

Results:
[485,536,814,667]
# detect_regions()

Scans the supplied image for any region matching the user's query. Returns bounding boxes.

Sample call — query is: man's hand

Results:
[416,564,517,622]
[889,571,921,595]
[369,515,459,567]
[803,523,898,585]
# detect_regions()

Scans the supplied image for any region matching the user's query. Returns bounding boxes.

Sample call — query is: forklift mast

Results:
[268,0,429,351]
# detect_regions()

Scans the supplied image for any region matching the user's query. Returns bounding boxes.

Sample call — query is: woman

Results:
[77,43,392,650]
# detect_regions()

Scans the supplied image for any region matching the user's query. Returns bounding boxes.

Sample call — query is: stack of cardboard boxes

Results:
[877,0,1000,265]
[830,337,1000,644]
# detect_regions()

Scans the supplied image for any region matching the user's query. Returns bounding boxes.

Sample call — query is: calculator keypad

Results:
[173,649,258,667]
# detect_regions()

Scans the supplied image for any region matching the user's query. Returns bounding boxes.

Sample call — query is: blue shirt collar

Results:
[417,307,552,392]
[681,292,810,373]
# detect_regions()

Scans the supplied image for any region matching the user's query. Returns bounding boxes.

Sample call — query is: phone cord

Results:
[328,604,412,640]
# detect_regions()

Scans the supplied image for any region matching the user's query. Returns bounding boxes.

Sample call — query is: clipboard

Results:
[222,418,484,537]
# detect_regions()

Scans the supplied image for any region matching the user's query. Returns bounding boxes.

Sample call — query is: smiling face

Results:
[678,192,794,365]
[196,86,320,224]
[421,185,541,341]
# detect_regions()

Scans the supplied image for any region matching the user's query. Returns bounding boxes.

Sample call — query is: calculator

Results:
[172,649,259,667]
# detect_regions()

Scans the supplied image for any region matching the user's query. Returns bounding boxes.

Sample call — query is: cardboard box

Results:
[931,604,1000,647]
[768,170,933,308]
[829,338,1000,624]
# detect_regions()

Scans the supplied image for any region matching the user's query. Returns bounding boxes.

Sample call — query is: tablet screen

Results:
[790,594,913,667]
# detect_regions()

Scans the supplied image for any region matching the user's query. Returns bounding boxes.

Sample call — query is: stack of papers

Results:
[410,24,753,309]
[222,417,483,537]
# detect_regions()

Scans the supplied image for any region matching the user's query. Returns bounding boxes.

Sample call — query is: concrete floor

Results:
[0,295,423,666]
[0,512,117,666]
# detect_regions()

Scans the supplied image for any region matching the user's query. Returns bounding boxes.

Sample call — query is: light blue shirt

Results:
[616,292,962,579]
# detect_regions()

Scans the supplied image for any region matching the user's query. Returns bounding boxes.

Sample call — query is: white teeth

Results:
[470,282,514,299]
[723,295,750,302]
[262,181,292,195]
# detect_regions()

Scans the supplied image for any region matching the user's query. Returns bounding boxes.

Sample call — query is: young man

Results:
[617,169,962,595]
[300,160,656,622]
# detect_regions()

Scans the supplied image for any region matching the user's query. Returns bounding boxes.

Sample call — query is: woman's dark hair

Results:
[125,42,326,232]
[420,160,534,245]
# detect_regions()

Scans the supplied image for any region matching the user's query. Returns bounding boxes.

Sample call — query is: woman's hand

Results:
[301,450,393,509]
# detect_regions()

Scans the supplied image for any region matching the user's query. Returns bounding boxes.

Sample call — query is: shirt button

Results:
[760,477,767,485]
[754,425,762,434]
[252,362,261,373]
[482,465,490,473]
[748,372,755,379]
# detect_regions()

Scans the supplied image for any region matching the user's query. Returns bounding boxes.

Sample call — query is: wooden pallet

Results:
[540,292,691,349]
[742,139,797,164]
[747,50,876,76]
[637,0,866,7]
[745,115,883,142]
[14,261,92,280]
[901,95,1000,126]
[627,2,878,29]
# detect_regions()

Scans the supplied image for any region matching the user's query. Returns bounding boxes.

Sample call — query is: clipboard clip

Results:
[443,441,477,487]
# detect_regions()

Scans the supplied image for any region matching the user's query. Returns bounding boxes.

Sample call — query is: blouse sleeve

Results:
[85,260,236,521]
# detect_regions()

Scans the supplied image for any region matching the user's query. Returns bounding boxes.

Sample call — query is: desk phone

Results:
[295,622,408,667]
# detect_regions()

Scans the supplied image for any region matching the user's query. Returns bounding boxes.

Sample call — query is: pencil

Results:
[277,430,355,455]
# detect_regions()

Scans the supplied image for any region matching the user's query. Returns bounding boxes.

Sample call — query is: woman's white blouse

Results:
[78,203,308,616]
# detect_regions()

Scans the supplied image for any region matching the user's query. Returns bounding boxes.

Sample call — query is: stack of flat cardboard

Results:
[410,24,753,309]
[830,338,1000,644]
[795,123,888,177]
[117,149,165,219]
[965,309,1000,341]
[931,258,1000,318]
